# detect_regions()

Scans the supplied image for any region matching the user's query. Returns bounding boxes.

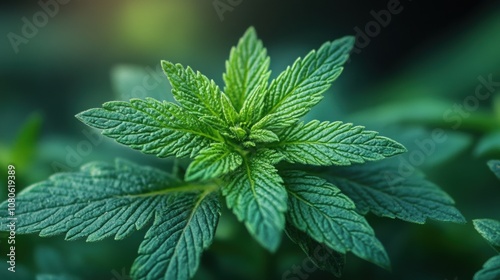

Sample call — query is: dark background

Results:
[1,1,499,279]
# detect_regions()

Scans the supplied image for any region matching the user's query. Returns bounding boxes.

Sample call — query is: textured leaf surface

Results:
[282,171,390,269]
[323,162,466,224]
[222,152,287,252]
[474,255,500,280]
[260,37,354,130]
[239,85,266,124]
[162,61,225,122]
[220,93,239,125]
[131,191,220,280]
[185,143,243,181]
[488,160,500,180]
[223,27,270,111]
[274,120,406,166]
[76,99,216,158]
[0,160,182,241]
[474,219,500,251]
[249,128,279,143]
[286,224,345,277]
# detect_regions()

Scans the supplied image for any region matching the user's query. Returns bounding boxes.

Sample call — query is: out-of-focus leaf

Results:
[338,125,472,168]
[349,98,452,126]
[111,64,172,101]
[34,246,66,275]
[36,274,80,280]
[322,161,466,224]
[394,127,472,167]
[9,112,42,168]
[285,223,345,277]
[475,132,500,157]
[487,160,500,180]
[474,255,500,280]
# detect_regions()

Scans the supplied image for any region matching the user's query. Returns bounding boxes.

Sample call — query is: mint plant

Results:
[0,27,466,279]
[472,160,500,280]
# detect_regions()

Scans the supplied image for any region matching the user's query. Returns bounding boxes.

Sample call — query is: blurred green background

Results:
[1,0,500,279]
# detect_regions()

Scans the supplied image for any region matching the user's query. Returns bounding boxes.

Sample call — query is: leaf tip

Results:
[74,111,85,121]
[343,35,356,47]
[244,26,257,37]
[396,142,408,153]
[74,109,94,125]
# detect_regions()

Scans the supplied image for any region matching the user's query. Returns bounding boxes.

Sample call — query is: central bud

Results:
[229,124,248,141]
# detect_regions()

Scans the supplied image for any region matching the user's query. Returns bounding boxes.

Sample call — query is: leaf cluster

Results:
[472,160,500,280]
[0,27,466,280]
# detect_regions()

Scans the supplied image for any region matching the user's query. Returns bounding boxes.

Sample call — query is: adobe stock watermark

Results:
[386,74,499,184]
[442,74,500,129]
[50,128,103,173]
[7,0,72,54]
[111,267,132,280]
[281,245,338,280]
[6,165,17,273]
[213,0,243,21]
[352,0,411,55]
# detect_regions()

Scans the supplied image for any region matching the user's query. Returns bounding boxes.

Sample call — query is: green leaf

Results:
[239,85,266,124]
[473,219,500,252]
[222,151,288,252]
[286,223,345,277]
[220,93,239,125]
[229,124,248,141]
[0,159,186,241]
[474,255,500,280]
[259,148,285,164]
[249,128,279,143]
[185,143,243,181]
[348,98,453,126]
[6,112,42,169]
[282,170,390,269]
[131,190,220,280]
[260,36,354,130]
[161,61,225,122]
[488,160,500,180]
[474,131,500,157]
[76,98,217,158]
[273,120,406,166]
[323,161,466,224]
[223,27,270,111]
[199,115,228,132]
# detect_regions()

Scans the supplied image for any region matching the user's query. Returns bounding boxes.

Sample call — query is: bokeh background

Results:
[1,0,500,279]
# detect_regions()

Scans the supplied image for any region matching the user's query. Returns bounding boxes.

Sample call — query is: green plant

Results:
[0,27,466,279]
[472,160,500,280]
